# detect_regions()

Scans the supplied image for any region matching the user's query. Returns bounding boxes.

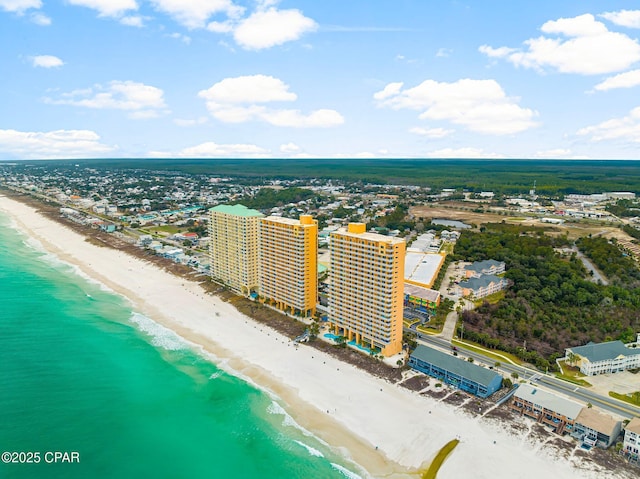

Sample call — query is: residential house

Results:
[573,407,622,448]
[623,417,640,458]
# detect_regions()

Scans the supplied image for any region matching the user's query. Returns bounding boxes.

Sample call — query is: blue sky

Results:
[1,0,640,160]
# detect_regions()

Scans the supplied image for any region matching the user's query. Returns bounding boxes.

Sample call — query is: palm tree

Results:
[567,352,580,368]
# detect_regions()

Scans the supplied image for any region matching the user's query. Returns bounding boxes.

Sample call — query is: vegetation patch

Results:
[609,391,640,407]
[454,223,640,368]
[422,439,459,479]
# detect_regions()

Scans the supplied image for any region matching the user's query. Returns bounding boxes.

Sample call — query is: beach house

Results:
[511,384,582,435]
[623,417,640,459]
[409,345,503,398]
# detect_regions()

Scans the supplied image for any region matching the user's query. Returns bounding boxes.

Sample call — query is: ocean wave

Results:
[294,440,324,458]
[129,312,189,351]
[209,371,223,380]
[266,401,301,430]
[330,463,364,479]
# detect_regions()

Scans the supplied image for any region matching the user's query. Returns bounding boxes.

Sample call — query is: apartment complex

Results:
[329,223,405,357]
[565,338,640,376]
[409,345,502,398]
[511,384,583,435]
[258,215,318,317]
[209,204,263,295]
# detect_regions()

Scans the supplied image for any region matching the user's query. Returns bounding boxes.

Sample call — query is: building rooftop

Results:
[466,259,504,272]
[410,345,501,387]
[209,204,263,217]
[515,384,583,420]
[626,417,640,434]
[404,283,441,302]
[405,252,445,287]
[332,227,405,245]
[575,407,620,435]
[459,274,504,290]
[568,341,640,363]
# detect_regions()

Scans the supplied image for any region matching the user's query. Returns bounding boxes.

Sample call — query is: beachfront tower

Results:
[209,204,264,296]
[258,215,318,317]
[329,223,405,357]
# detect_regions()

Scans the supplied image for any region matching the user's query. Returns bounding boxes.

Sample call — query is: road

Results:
[411,332,640,419]
[571,245,608,285]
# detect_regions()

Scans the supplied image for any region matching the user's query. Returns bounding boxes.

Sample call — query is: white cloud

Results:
[67,0,137,18]
[601,10,640,29]
[409,126,454,138]
[150,141,269,158]
[31,55,64,68]
[373,82,403,100]
[173,117,208,127]
[30,12,50,24]
[0,0,41,13]
[234,7,317,50]
[535,148,572,158]
[198,74,343,128]
[436,48,452,58]
[120,15,144,27]
[168,32,191,44]
[0,128,114,159]
[149,0,243,29]
[480,14,640,75]
[594,69,640,91]
[279,142,301,154]
[577,106,640,142]
[199,74,297,103]
[261,108,343,128]
[45,80,169,119]
[375,78,537,135]
[425,147,504,159]
[206,20,233,33]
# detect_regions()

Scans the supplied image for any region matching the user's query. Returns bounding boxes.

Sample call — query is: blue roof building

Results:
[409,345,503,398]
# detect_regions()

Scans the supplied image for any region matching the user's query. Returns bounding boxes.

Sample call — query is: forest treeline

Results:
[235,187,317,210]
[453,224,640,370]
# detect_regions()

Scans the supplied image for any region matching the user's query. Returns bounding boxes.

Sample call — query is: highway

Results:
[412,332,640,419]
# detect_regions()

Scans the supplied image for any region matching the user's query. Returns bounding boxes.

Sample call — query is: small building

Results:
[456,275,508,299]
[623,417,640,458]
[464,259,505,278]
[565,340,640,376]
[573,407,622,448]
[511,384,583,435]
[404,283,441,314]
[409,345,502,398]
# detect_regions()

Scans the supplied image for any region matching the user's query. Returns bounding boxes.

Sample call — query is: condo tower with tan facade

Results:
[208,204,263,296]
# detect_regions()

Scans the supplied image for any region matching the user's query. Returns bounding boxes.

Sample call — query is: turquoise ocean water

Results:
[0,211,362,479]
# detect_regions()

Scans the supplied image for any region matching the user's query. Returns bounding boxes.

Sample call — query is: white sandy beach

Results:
[0,195,615,479]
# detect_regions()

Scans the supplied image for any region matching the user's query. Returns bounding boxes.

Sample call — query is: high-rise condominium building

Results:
[258,215,318,317]
[209,204,263,296]
[329,223,405,357]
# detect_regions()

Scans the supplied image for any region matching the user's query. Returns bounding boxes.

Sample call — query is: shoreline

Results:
[0,194,616,479]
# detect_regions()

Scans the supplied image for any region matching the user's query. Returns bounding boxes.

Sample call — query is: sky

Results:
[1,0,640,160]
